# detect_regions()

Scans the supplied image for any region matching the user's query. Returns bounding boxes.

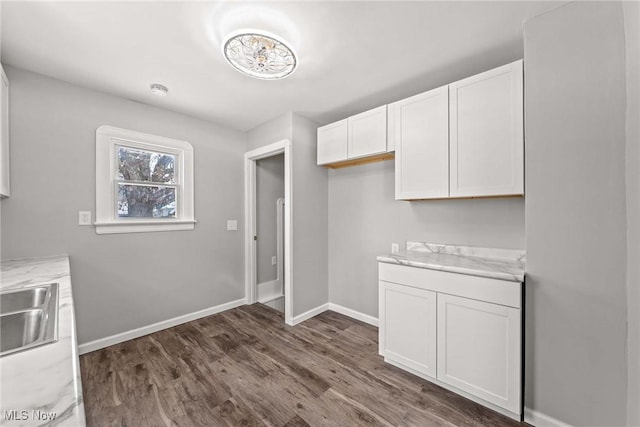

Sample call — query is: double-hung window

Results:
[95,126,195,234]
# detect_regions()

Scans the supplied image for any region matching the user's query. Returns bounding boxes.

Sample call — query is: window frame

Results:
[95,126,195,234]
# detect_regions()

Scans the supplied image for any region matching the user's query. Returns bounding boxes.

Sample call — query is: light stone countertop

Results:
[0,255,86,426]
[377,241,525,282]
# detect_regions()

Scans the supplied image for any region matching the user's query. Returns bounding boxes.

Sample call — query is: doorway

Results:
[244,140,293,324]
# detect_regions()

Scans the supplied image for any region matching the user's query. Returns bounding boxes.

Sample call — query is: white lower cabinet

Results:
[436,293,521,414]
[379,281,437,378]
[378,262,522,420]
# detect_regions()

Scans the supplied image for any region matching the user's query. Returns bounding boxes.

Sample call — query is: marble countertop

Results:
[0,256,86,426]
[378,242,525,282]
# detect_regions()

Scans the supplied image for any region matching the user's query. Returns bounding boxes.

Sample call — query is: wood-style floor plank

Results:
[80,304,527,427]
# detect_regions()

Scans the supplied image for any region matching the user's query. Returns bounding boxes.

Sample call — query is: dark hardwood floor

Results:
[80,304,526,426]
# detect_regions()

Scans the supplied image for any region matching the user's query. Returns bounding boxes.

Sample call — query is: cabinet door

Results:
[391,86,449,200]
[348,105,387,159]
[0,66,9,198]
[317,119,348,165]
[379,281,437,378]
[449,60,523,197]
[437,293,521,413]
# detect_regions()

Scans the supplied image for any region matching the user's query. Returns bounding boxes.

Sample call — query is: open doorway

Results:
[244,140,293,324]
[255,154,284,311]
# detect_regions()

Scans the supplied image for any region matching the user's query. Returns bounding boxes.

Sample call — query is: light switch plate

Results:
[272,256,277,265]
[391,243,400,254]
[79,211,92,226]
[227,220,238,231]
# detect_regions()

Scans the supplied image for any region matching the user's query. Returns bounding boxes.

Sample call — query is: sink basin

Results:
[0,283,59,357]
[1,310,44,353]
[1,286,48,312]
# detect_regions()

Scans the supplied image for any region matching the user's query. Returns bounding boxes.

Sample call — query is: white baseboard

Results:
[291,303,329,325]
[258,293,284,304]
[327,303,379,327]
[78,298,247,355]
[257,279,282,303]
[524,407,573,427]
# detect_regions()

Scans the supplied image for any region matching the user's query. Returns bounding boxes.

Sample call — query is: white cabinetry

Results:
[392,60,523,200]
[378,262,522,420]
[437,293,521,414]
[449,60,523,197]
[0,65,10,198]
[348,105,388,159]
[390,86,449,200]
[317,105,389,166]
[317,118,348,165]
[379,281,437,378]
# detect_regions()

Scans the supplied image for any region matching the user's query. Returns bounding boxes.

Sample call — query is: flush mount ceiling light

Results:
[223,32,297,80]
[150,83,168,96]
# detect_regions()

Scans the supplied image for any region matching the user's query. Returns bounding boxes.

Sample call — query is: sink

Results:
[1,310,44,353]
[0,283,59,357]
[1,286,49,312]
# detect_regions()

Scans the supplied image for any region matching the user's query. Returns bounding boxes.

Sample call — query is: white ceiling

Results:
[1,1,564,131]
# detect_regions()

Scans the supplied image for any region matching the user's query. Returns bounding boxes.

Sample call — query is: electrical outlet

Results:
[391,243,400,254]
[79,211,92,226]
[271,256,277,265]
[226,220,238,231]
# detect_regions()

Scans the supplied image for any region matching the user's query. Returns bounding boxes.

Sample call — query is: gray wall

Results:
[256,154,284,284]
[1,67,247,344]
[246,112,329,318]
[524,2,628,425]
[328,161,525,316]
[247,113,292,152]
[624,1,640,424]
[291,114,328,316]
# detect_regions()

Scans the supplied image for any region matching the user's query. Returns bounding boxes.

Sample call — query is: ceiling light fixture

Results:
[223,31,297,80]
[150,83,168,96]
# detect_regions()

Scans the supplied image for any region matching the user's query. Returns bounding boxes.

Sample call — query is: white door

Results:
[391,86,449,200]
[449,60,524,197]
[379,281,437,379]
[317,119,348,165]
[348,105,387,159]
[437,293,521,413]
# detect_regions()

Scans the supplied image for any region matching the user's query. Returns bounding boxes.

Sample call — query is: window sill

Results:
[94,220,196,235]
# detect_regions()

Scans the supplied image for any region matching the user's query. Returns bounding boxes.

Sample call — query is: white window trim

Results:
[95,125,195,234]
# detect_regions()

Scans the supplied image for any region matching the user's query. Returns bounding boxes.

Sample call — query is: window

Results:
[96,126,195,234]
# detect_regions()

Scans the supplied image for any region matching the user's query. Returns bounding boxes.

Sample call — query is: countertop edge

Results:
[0,256,86,427]
[377,255,525,283]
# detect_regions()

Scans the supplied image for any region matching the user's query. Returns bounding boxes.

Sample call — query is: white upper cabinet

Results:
[317,105,389,166]
[317,118,348,165]
[348,105,387,160]
[0,65,10,198]
[390,86,449,200]
[449,60,524,197]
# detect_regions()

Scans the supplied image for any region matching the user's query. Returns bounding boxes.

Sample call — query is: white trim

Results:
[95,125,195,234]
[291,303,329,325]
[257,279,283,303]
[78,298,246,354]
[258,293,284,304]
[245,140,294,325]
[524,408,573,427]
[94,220,196,235]
[327,303,379,327]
